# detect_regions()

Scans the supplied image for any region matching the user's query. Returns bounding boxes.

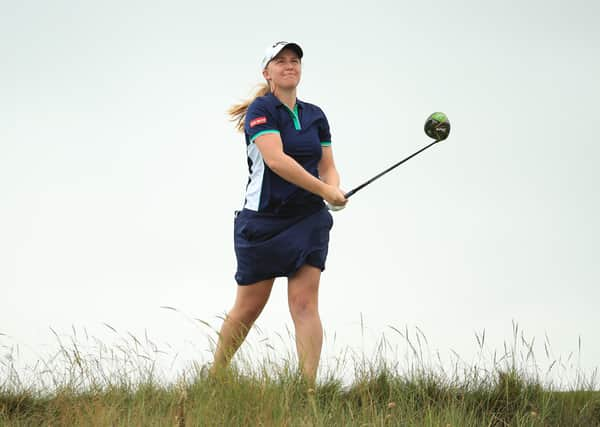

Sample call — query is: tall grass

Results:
[1,320,599,426]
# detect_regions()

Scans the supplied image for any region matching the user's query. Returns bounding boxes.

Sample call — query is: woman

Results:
[211,41,346,385]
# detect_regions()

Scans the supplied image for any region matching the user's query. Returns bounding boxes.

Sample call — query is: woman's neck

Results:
[272,87,297,111]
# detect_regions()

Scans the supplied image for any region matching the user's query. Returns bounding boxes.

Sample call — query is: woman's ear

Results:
[262,68,270,81]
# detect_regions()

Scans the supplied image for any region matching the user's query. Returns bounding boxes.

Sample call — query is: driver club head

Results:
[424,112,450,141]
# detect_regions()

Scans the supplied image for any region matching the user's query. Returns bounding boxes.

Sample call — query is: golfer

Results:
[211,41,346,384]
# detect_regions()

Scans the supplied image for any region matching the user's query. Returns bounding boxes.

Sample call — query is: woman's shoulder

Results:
[248,93,276,113]
[298,99,327,116]
[248,94,267,108]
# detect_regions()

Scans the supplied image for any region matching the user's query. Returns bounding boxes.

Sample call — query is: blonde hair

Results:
[228,83,270,132]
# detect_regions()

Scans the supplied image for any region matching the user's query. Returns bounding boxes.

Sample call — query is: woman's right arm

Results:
[254,133,346,206]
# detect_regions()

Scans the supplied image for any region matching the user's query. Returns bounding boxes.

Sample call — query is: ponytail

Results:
[228,83,270,132]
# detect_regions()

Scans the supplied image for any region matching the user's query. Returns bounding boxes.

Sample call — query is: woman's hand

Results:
[321,184,347,207]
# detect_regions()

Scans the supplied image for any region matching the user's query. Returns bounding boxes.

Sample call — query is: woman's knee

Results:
[289,295,318,320]
[288,266,321,320]
[230,300,266,324]
[231,279,274,322]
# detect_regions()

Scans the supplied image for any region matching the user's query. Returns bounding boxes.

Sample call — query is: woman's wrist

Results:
[316,181,330,199]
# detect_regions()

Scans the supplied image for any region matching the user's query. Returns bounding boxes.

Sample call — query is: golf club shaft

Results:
[344,140,440,198]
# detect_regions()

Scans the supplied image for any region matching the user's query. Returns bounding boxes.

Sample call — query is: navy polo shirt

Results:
[242,92,332,215]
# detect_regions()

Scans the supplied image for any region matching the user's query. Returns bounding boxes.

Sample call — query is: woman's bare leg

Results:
[287,265,322,385]
[212,278,275,373]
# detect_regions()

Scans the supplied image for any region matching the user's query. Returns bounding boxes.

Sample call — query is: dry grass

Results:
[1,320,599,426]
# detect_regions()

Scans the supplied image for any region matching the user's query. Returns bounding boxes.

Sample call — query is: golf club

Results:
[328,112,450,211]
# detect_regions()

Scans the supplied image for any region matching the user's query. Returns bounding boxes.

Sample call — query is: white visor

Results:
[260,41,303,71]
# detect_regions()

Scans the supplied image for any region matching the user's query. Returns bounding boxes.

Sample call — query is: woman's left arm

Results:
[318,146,341,188]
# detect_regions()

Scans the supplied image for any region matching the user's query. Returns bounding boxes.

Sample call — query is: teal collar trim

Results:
[268,93,303,130]
[283,104,302,130]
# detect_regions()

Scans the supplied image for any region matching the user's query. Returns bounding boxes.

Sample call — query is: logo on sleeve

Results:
[250,116,267,128]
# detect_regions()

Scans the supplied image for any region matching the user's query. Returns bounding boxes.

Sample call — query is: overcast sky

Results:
[2,0,599,386]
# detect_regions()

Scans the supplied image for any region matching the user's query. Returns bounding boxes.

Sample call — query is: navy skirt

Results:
[233,205,334,285]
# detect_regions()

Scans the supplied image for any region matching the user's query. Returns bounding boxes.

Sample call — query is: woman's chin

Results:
[281,81,300,90]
